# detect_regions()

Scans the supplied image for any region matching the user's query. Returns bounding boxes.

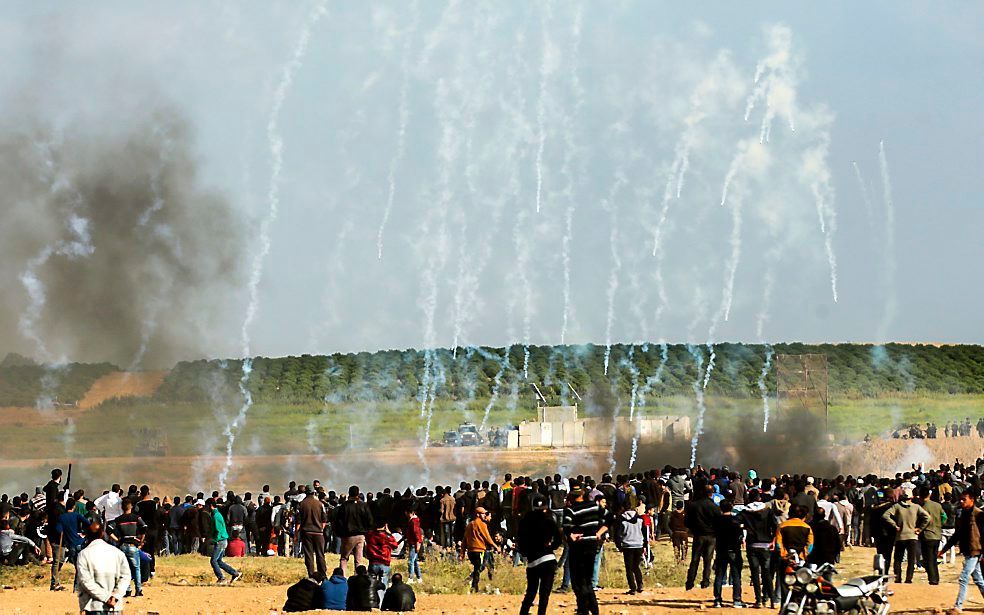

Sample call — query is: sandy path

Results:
[0,580,970,614]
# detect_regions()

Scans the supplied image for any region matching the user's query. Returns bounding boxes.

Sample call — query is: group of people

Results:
[890,418,984,440]
[7,458,984,614]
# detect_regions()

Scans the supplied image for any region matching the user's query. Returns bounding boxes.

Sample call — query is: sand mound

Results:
[78,370,168,409]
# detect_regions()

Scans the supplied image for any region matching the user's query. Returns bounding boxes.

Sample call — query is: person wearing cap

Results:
[881,486,929,584]
[462,506,498,592]
[517,493,563,615]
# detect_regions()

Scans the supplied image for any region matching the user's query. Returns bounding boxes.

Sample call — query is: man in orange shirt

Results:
[463,507,499,592]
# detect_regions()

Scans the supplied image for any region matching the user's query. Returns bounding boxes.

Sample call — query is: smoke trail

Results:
[376,0,420,260]
[620,347,643,469]
[219,0,327,491]
[851,160,876,229]
[802,125,839,303]
[758,345,774,432]
[533,1,556,213]
[602,172,629,376]
[876,139,896,342]
[558,4,584,344]
[688,344,707,468]
[479,347,509,432]
[744,24,797,144]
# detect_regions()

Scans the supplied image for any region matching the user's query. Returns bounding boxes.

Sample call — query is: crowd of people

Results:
[5,459,984,614]
[889,417,984,440]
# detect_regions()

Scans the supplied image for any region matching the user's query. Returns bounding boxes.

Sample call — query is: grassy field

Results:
[1,393,982,461]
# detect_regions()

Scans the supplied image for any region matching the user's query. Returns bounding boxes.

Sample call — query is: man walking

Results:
[334,486,373,575]
[940,490,984,613]
[205,499,241,585]
[299,488,328,579]
[462,506,498,592]
[107,499,146,597]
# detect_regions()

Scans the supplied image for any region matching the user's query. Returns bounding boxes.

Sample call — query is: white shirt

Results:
[94,492,123,522]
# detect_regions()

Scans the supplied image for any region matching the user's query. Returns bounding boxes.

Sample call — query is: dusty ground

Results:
[0,546,978,614]
[0,577,972,614]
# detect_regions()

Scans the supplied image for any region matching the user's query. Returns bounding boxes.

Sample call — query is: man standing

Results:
[712,500,745,608]
[334,486,373,574]
[205,499,241,584]
[462,506,499,592]
[76,521,130,614]
[517,494,563,615]
[917,487,944,586]
[299,488,328,579]
[881,487,929,584]
[741,491,777,608]
[563,486,608,615]
[107,499,146,597]
[94,485,124,524]
[940,490,984,613]
[685,485,721,591]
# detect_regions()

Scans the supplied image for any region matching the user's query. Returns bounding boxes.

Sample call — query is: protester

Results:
[205,498,241,585]
[320,567,349,610]
[346,564,374,611]
[517,493,563,615]
[283,573,324,613]
[882,487,930,584]
[404,507,423,583]
[615,500,646,595]
[0,518,40,565]
[463,506,498,592]
[917,486,945,586]
[563,486,607,615]
[940,489,984,613]
[381,572,416,611]
[335,486,373,575]
[107,499,146,597]
[298,487,328,579]
[685,485,720,591]
[76,520,131,614]
[711,500,745,608]
[366,520,398,589]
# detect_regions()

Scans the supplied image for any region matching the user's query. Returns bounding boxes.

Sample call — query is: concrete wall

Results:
[511,414,690,448]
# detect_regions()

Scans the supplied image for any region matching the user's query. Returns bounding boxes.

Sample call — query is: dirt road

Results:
[0,580,968,614]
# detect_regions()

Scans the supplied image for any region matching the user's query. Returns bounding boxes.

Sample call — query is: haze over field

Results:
[0,2,980,370]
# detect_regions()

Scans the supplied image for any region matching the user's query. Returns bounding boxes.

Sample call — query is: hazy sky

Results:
[1,1,982,364]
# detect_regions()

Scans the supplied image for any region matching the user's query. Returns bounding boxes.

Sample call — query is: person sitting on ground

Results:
[0,518,40,565]
[283,572,324,613]
[381,572,416,612]
[319,566,349,611]
[346,565,374,611]
[76,521,131,614]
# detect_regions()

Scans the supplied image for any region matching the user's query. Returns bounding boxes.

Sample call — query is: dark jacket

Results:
[712,513,744,552]
[942,506,984,556]
[808,518,842,566]
[298,496,328,534]
[517,508,563,561]
[685,498,721,537]
[283,577,321,613]
[381,578,416,611]
[334,500,374,538]
[346,572,374,611]
[741,505,777,546]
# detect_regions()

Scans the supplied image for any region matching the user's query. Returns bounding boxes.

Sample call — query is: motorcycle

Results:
[780,551,891,614]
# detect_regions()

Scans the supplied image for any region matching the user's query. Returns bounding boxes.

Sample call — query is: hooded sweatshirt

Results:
[319,573,349,611]
[616,510,645,549]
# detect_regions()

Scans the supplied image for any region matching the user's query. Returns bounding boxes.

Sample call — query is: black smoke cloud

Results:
[0,108,245,368]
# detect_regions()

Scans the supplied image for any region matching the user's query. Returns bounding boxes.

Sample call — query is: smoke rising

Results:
[0,110,245,368]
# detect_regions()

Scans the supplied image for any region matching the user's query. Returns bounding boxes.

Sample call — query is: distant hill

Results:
[78,371,169,409]
[0,362,117,407]
[1,353,37,368]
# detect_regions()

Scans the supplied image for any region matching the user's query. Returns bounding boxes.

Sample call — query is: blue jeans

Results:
[369,563,391,588]
[592,545,603,588]
[121,544,142,594]
[408,546,421,580]
[211,539,237,581]
[956,555,984,608]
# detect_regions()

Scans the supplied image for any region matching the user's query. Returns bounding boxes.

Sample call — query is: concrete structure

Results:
[513,414,690,449]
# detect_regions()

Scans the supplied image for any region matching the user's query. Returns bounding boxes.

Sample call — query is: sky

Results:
[0,0,982,366]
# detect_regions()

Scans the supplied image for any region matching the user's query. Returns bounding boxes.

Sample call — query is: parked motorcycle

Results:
[780,551,891,614]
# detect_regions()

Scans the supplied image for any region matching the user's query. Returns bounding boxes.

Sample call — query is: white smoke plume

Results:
[220,0,328,491]
[744,24,798,143]
[602,171,629,376]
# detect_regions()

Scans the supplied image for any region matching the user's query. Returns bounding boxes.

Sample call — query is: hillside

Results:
[0,361,117,407]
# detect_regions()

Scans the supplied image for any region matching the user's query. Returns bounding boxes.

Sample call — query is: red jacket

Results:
[366,529,398,566]
[405,515,422,546]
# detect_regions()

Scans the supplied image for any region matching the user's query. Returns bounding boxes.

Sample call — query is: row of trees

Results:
[0,360,117,407]
[151,343,984,406]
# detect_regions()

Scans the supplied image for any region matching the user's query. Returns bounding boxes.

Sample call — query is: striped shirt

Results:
[563,501,608,542]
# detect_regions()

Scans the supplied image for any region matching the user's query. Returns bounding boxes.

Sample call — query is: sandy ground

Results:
[0,579,973,614]
[79,372,168,409]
